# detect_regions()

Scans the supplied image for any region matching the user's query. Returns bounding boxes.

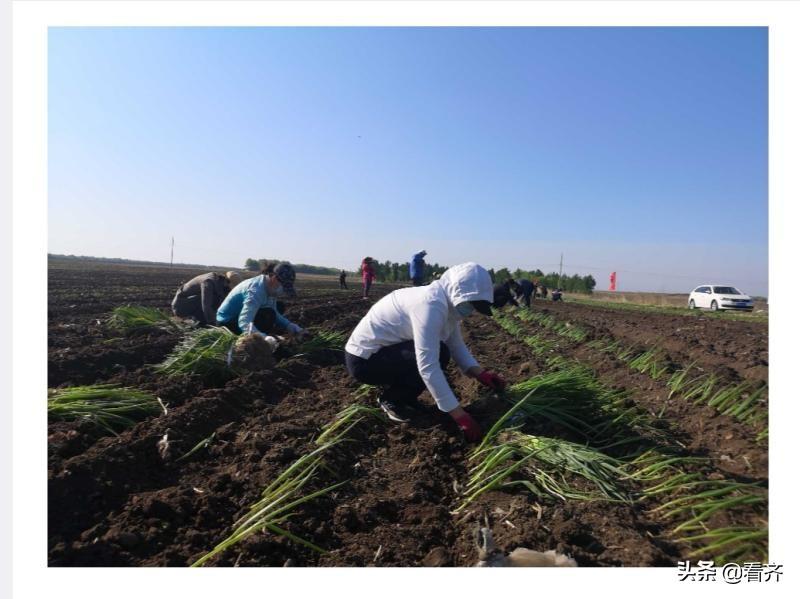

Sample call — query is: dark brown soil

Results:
[47,260,768,567]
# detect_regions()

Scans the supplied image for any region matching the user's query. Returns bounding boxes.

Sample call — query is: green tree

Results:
[244,258,260,271]
[495,268,512,283]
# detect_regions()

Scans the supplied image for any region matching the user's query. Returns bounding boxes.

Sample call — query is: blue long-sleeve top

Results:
[216,275,291,336]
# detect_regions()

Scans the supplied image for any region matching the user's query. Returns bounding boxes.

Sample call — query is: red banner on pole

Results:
[609,272,617,291]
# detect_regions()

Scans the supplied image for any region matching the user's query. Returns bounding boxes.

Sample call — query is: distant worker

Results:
[216,262,306,339]
[171,271,242,326]
[539,284,549,300]
[345,262,508,442]
[361,257,377,300]
[339,269,348,290]
[493,279,520,308]
[551,288,564,302]
[410,250,427,286]
[515,279,536,308]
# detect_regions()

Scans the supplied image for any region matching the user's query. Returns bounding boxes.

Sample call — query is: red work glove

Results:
[453,411,482,443]
[477,370,507,391]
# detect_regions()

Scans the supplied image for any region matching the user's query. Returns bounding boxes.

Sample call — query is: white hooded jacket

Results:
[345,262,493,412]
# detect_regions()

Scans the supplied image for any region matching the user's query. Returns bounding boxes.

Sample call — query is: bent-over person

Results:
[171,271,242,326]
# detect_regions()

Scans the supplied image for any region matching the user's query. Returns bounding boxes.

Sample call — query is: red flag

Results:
[609,272,617,291]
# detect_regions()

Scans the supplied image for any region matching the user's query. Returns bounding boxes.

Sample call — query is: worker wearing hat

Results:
[171,270,243,326]
[410,250,428,286]
[345,262,507,442]
[216,262,306,338]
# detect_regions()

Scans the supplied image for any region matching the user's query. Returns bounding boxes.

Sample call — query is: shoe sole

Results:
[377,401,411,423]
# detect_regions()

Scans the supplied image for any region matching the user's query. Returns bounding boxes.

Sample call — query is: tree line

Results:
[244,257,596,293]
[490,267,597,294]
[244,258,342,276]
[358,259,449,283]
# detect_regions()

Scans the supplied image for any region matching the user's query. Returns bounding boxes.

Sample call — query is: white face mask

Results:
[456,302,475,317]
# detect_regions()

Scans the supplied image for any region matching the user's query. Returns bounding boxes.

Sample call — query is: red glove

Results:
[453,411,482,443]
[477,370,507,391]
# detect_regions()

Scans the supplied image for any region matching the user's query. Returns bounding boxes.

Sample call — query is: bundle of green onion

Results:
[458,431,629,511]
[156,326,240,377]
[48,384,161,434]
[293,330,347,354]
[107,305,181,334]
[494,365,653,450]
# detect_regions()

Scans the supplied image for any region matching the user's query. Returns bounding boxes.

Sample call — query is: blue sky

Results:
[48,27,768,294]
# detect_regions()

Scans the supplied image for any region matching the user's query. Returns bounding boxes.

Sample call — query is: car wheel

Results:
[689,299,696,310]
[710,300,718,311]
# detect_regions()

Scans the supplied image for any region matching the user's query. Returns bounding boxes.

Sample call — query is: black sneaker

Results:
[377,397,413,423]
[403,395,431,413]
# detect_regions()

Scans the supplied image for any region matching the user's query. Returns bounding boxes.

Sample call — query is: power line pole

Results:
[170,237,174,267]
[558,252,563,288]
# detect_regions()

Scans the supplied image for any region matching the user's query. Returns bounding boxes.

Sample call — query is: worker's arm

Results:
[272,302,293,331]
[409,304,459,412]
[444,323,479,373]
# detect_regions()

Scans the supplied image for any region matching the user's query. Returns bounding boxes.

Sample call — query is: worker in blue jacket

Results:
[216,262,306,338]
[409,250,427,286]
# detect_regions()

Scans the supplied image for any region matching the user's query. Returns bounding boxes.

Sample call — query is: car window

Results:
[713,286,741,295]
[696,286,710,294]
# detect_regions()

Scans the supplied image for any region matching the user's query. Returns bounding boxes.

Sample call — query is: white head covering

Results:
[436,262,493,308]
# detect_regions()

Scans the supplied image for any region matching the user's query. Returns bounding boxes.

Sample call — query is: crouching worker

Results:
[344,262,507,442]
[515,279,536,308]
[172,271,242,325]
[216,262,307,339]
[493,279,520,309]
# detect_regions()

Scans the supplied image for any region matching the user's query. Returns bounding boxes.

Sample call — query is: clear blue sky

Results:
[49,27,768,294]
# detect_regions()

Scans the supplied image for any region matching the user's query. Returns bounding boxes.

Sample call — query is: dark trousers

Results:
[521,292,532,308]
[218,302,285,334]
[340,280,348,289]
[362,279,373,297]
[345,341,451,404]
[412,277,424,287]
[172,295,210,325]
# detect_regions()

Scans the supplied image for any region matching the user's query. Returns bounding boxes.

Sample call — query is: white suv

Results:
[688,285,754,312]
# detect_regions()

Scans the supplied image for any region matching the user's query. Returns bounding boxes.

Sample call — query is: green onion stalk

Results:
[192,441,346,566]
[193,400,384,566]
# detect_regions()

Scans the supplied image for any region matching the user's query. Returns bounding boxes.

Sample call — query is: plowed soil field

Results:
[48,260,768,567]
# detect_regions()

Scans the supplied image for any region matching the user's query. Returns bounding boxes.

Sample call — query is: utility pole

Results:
[170,237,174,267]
[558,253,563,288]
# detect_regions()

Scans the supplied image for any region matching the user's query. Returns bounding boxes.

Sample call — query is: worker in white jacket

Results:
[345,262,507,441]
